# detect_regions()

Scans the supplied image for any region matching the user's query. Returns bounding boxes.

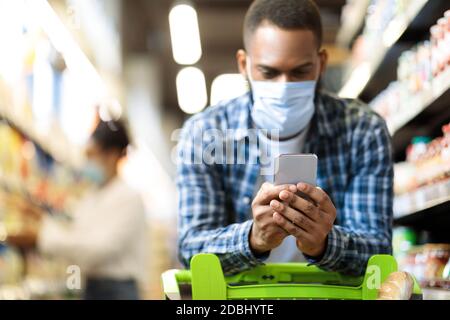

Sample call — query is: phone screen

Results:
[274,154,318,186]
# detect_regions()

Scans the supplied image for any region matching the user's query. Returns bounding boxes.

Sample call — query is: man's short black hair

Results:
[244,0,323,49]
[91,120,130,153]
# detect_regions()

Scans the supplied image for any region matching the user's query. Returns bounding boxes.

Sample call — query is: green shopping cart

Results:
[162,254,422,300]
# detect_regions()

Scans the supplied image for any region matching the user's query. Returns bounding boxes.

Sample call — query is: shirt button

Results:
[243,196,251,205]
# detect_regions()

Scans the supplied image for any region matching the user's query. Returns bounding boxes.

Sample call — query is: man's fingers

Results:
[278,190,320,222]
[255,183,297,205]
[273,212,310,241]
[270,200,316,232]
[252,205,289,234]
[297,183,334,213]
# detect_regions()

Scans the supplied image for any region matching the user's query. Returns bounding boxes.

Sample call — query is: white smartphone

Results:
[274,154,318,187]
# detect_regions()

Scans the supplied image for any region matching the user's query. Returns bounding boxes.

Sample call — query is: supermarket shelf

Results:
[387,67,450,136]
[0,278,70,300]
[339,0,444,100]
[391,72,450,162]
[0,102,82,168]
[336,0,370,48]
[422,288,450,300]
[394,179,450,231]
[0,284,29,300]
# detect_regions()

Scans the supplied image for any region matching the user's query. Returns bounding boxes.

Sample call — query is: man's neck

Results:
[258,125,310,142]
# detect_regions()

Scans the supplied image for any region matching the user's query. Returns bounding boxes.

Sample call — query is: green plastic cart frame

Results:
[162,254,422,300]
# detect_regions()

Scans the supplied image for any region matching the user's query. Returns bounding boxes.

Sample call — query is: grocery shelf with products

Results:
[339,0,449,101]
[393,230,450,299]
[0,118,91,299]
[338,1,450,299]
[0,0,105,168]
[0,0,107,300]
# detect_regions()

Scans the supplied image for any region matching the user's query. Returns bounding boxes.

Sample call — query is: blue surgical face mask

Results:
[248,62,317,138]
[82,160,106,186]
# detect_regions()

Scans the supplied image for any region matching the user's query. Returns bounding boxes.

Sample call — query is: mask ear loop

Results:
[246,57,254,82]
[246,57,254,103]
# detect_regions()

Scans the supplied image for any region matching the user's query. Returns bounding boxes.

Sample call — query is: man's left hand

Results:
[270,183,337,259]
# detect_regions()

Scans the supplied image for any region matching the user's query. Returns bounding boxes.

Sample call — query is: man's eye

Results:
[292,70,310,77]
[261,70,278,78]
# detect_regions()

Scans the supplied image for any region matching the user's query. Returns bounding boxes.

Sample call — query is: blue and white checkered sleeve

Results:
[307,114,394,276]
[176,118,266,275]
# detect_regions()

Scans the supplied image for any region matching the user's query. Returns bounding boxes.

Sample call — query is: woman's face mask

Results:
[247,59,317,139]
[82,160,106,186]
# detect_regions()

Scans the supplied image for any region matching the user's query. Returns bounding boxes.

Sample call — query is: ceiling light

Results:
[169,4,202,65]
[176,67,207,114]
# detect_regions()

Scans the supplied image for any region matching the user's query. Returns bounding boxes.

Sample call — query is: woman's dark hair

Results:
[244,0,323,49]
[91,120,130,153]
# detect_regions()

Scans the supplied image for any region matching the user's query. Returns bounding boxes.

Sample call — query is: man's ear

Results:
[318,48,328,78]
[236,49,248,78]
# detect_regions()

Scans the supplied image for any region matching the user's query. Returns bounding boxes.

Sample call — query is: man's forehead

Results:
[247,24,318,60]
[249,44,317,69]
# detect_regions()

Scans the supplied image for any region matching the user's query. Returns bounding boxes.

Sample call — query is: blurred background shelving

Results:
[337,0,450,295]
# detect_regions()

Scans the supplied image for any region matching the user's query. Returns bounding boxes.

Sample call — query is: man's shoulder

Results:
[182,93,251,131]
[319,91,387,131]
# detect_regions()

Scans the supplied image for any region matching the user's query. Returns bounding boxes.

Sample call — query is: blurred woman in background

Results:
[8,120,148,300]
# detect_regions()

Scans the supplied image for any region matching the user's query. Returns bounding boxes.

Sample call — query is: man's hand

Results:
[249,182,297,255]
[270,183,337,258]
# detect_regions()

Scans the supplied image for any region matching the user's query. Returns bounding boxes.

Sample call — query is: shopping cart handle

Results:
[189,253,408,300]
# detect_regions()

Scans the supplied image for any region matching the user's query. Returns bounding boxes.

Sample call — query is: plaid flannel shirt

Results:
[176,91,393,276]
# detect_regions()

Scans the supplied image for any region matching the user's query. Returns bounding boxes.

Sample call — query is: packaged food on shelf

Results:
[423,245,450,282]
[393,161,418,195]
[370,11,450,133]
[0,119,91,300]
[406,137,432,164]
[431,22,445,77]
[394,123,450,197]
[398,244,450,290]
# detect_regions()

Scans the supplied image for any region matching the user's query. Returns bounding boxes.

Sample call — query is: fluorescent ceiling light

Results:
[210,74,248,105]
[169,4,202,65]
[176,67,207,114]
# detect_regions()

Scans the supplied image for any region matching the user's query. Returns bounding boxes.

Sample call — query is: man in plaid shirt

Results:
[177,0,393,276]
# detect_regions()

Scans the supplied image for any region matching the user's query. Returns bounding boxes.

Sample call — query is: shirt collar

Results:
[313,93,337,138]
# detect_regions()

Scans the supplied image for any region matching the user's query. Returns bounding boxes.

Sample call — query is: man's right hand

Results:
[249,182,297,255]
